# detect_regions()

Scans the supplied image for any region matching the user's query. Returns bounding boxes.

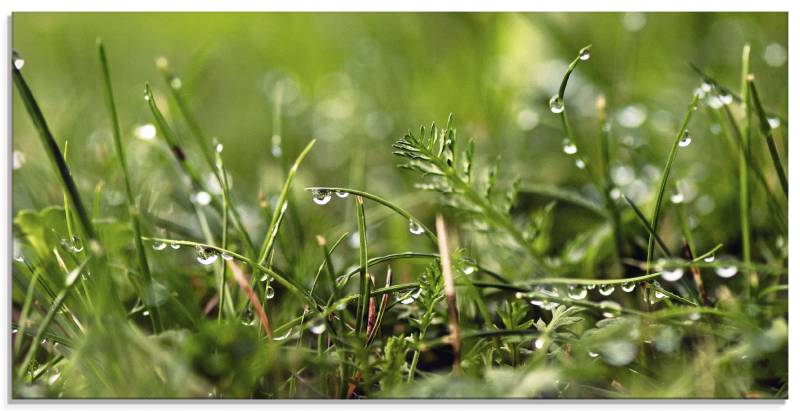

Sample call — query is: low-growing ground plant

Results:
[11,23,787,399]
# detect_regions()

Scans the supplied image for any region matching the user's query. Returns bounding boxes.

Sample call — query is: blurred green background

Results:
[13,12,787,279]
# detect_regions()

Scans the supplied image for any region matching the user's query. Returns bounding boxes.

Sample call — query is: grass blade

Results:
[738,45,753,296]
[622,195,671,257]
[435,214,461,374]
[355,196,370,335]
[97,39,162,330]
[747,76,788,197]
[644,93,700,272]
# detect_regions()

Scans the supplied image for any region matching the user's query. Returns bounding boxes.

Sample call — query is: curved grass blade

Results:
[519,182,607,217]
[622,195,671,257]
[355,196,370,335]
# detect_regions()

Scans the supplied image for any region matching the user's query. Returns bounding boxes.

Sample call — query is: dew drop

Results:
[701,82,713,92]
[534,338,545,350]
[661,267,684,282]
[548,95,565,114]
[265,286,275,299]
[12,49,25,70]
[654,290,666,300]
[463,265,477,275]
[703,254,715,263]
[767,117,781,129]
[271,144,282,158]
[152,241,167,251]
[670,192,684,204]
[170,243,181,250]
[575,159,586,169]
[311,189,332,205]
[13,150,26,170]
[562,139,578,155]
[621,282,636,293]
[688,312,701,321]
[142,310,150,317]
[400,295,415,305]
[408,220,424,236]
[195,246,219,265]
[335,190,350,198]
[215,143,224,153]
[309,319,327,335]
[588,351,599,358]
[598,284,615,296]
[260,274,270,282]
[170,77,182,90]
[143,88,150,101]
[134,123,157,141]
[578,48,591,61]
[567,284,587,300]
[193,191,212,206]
[678,131,692,147]
[599,301,621,318]
[586,284,597,290]
[62,236,84,253]
[715,265,738,278]
[719,93,733,105]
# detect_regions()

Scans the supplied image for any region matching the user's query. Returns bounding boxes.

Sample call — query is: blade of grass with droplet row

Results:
[97,40,162,331]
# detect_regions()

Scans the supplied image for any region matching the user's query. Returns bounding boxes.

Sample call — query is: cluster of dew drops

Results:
[311,189,425,236]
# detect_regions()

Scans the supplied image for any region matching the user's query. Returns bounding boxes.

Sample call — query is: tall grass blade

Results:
[748,76,788,197]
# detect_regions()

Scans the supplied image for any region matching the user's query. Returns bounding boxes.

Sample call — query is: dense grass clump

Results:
[11,13,787,399]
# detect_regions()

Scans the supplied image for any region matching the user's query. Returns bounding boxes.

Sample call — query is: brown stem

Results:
[435,213,461,374]
[227,260,273,339]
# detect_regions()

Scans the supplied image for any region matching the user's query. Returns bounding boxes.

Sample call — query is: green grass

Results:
[11,13,788,399]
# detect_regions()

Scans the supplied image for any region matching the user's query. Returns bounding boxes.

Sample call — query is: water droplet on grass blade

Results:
[215,143,223,153]
[534,338,545,349]
[192,191,212,206]
[562,139,578,155]
[170,77,182,90]
[548,95,564,114]
[408,220,424,235]
[134,123,157,141]
[311,189,332,205]
[265,286,275,299]
[678,131,692,147]
[670,192,684,204]
[715,265,738,278]
[621,282,636,293]
[701,82,713,92]
[768,117,781,129]
[567,284,587,300]
[588,351,599,358]
[12,50,25,70]
[578,48,591,61]
[575,159,586,169]
[598,284,615,296]
[152,241,167,251]
[195,246,219,265]
[599,301,621,318]
[661,267,684,282]
[309,319,327,335]
[335,191,350,198]
[170,243,181,250]
[719,93,733,105]
[703,254,715,263]
[143,88,150,101]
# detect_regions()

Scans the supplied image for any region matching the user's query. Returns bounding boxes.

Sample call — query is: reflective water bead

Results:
[408,220,424,235]
[670,192,684,204]
[598,284,615,296]
[661,267,684,282]
[12,49,25,70]
[678,131,692,147]
[309,319,327,335]
[567,284,587,300]
[578,48,591,61]
[719,93,733,105]
[534,338,545,350]
[767,117,781,129]
[311,189,332,205]
[170,77,182,90]
[562,139,578,155]
[335,190,350,198]
[599,301,621,318]
[588,351,600,358]
[621,282,636,293]
[548,95,565,114]
[170,243,181,250]
[575,159,586,169]
[703,254,715,263]
[143,88,150,101]
[195,246,219,265]
[265,286,275,299]
[715,265,738,278]
[152,241,167,251]
[193,191,212,206]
